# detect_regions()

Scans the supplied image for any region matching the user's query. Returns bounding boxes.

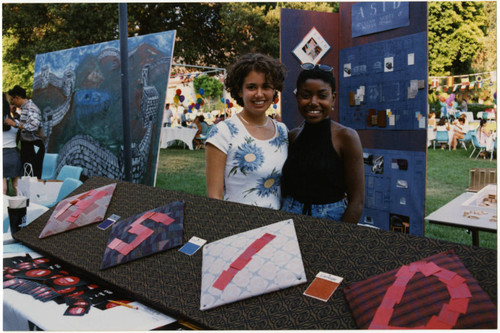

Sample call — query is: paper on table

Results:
[303,272,343,302]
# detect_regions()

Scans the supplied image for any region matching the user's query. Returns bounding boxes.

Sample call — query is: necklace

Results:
[238,113,270,128]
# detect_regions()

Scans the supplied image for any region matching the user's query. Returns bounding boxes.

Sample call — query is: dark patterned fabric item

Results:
[13,177,497,330]
[344,250,497,329]
[100,201,184,270]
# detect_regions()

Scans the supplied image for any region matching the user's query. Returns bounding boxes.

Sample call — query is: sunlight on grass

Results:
[425,148,496,249]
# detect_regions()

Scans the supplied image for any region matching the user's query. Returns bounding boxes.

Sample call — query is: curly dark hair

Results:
[297,67,336,94]
[225,53,287,107]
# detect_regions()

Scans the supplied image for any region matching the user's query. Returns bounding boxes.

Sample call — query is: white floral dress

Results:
[206,115,288,209]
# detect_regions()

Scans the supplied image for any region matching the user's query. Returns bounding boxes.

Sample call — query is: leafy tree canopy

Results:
[3,2,494,94]
[428,1,488,76]
[193,75,224,100]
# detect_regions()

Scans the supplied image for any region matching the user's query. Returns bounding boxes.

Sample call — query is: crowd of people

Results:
[430,110,496,157]
[3,86,45,195]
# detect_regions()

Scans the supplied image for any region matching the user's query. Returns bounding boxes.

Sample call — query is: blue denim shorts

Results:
[281,196,347,221]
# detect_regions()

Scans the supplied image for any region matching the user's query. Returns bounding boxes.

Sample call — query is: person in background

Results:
[193,115,208,149]
[428,112,436,128]
[450,117,467,150]
[477,118,494,158]
[214,112,225,124]
[280,64,364,224]
[180,108,188,127]
[3,94,22,195]
[461,97,468,112]
[205,53,288,209]
[5,85,45,179]
[434,117,450,150]
[164,103,173,127]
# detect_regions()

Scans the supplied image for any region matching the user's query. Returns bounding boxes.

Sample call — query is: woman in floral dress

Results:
[205,53,288,209]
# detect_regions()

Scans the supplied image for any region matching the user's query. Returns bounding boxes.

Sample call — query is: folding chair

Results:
[469,132,486,159]
[56,165,83,181]
[433,130,449,150]
[41,153,59,180]
[458,130,473,150]
[43,177,83,208]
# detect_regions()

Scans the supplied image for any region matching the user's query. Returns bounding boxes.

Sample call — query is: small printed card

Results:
[178,236,206,256]
[97,214,121,230]
[304,271,343,302]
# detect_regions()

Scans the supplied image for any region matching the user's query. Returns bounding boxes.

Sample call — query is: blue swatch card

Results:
[179,236,206,256]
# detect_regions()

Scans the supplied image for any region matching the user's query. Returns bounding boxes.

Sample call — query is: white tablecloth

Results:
[3,250,176,331]
[160,126,198,150]
[3,283,176,331]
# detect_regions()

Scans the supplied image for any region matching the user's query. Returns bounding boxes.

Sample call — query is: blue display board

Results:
[281,3,427,236]
[361,148,426,236]
[339,32,427,131]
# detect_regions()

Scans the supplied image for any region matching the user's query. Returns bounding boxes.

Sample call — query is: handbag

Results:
[17,163,63,206]
[20,126,46,143]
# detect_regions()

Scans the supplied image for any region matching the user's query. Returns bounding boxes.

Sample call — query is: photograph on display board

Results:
[292,27,331,65]
[32,30,176,186]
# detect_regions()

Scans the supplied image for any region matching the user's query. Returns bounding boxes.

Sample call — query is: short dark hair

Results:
[225,53,287,107]
[297,67,336,94]
[166,103,170,108]
[8,85,27,99]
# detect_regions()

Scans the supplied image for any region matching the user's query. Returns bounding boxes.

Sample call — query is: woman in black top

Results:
[281,64,364,223]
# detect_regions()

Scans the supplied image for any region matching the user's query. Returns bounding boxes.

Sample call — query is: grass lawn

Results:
[156,143,497,249]
[425,147,496,249]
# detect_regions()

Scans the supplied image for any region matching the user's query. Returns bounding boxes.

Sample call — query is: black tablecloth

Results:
[13,177,497,330]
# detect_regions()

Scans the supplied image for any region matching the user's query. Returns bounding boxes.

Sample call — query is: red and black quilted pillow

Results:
[344,250,497,329]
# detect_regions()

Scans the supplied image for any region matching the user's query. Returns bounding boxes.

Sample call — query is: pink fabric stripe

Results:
[212,233,275,291]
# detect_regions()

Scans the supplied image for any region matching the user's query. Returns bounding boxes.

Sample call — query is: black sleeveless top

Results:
[281,118,346,204]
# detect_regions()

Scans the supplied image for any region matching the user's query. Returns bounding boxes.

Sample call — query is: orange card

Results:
[304,272,343,302]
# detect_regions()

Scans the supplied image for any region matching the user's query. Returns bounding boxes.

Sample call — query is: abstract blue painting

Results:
[32,30,176,185]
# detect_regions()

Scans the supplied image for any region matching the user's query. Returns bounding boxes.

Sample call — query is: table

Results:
[425,192,497,246]
[12,177,497,329]
[3,249,176,331]
[160,126,198,150]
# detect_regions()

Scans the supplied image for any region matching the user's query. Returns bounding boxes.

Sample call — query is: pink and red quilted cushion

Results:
[344,250,496,329]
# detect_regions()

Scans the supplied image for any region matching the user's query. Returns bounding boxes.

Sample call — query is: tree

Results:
[2,3,119,94]
[2,3,339,94]
[193,75,224,100]
[5,2,491,93]
[218,2,337,64]
[471,1,496,73]
[128,3,227,66]
[428,2,488,76]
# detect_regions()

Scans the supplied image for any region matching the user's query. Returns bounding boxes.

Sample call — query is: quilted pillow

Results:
[344,250,496,329]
